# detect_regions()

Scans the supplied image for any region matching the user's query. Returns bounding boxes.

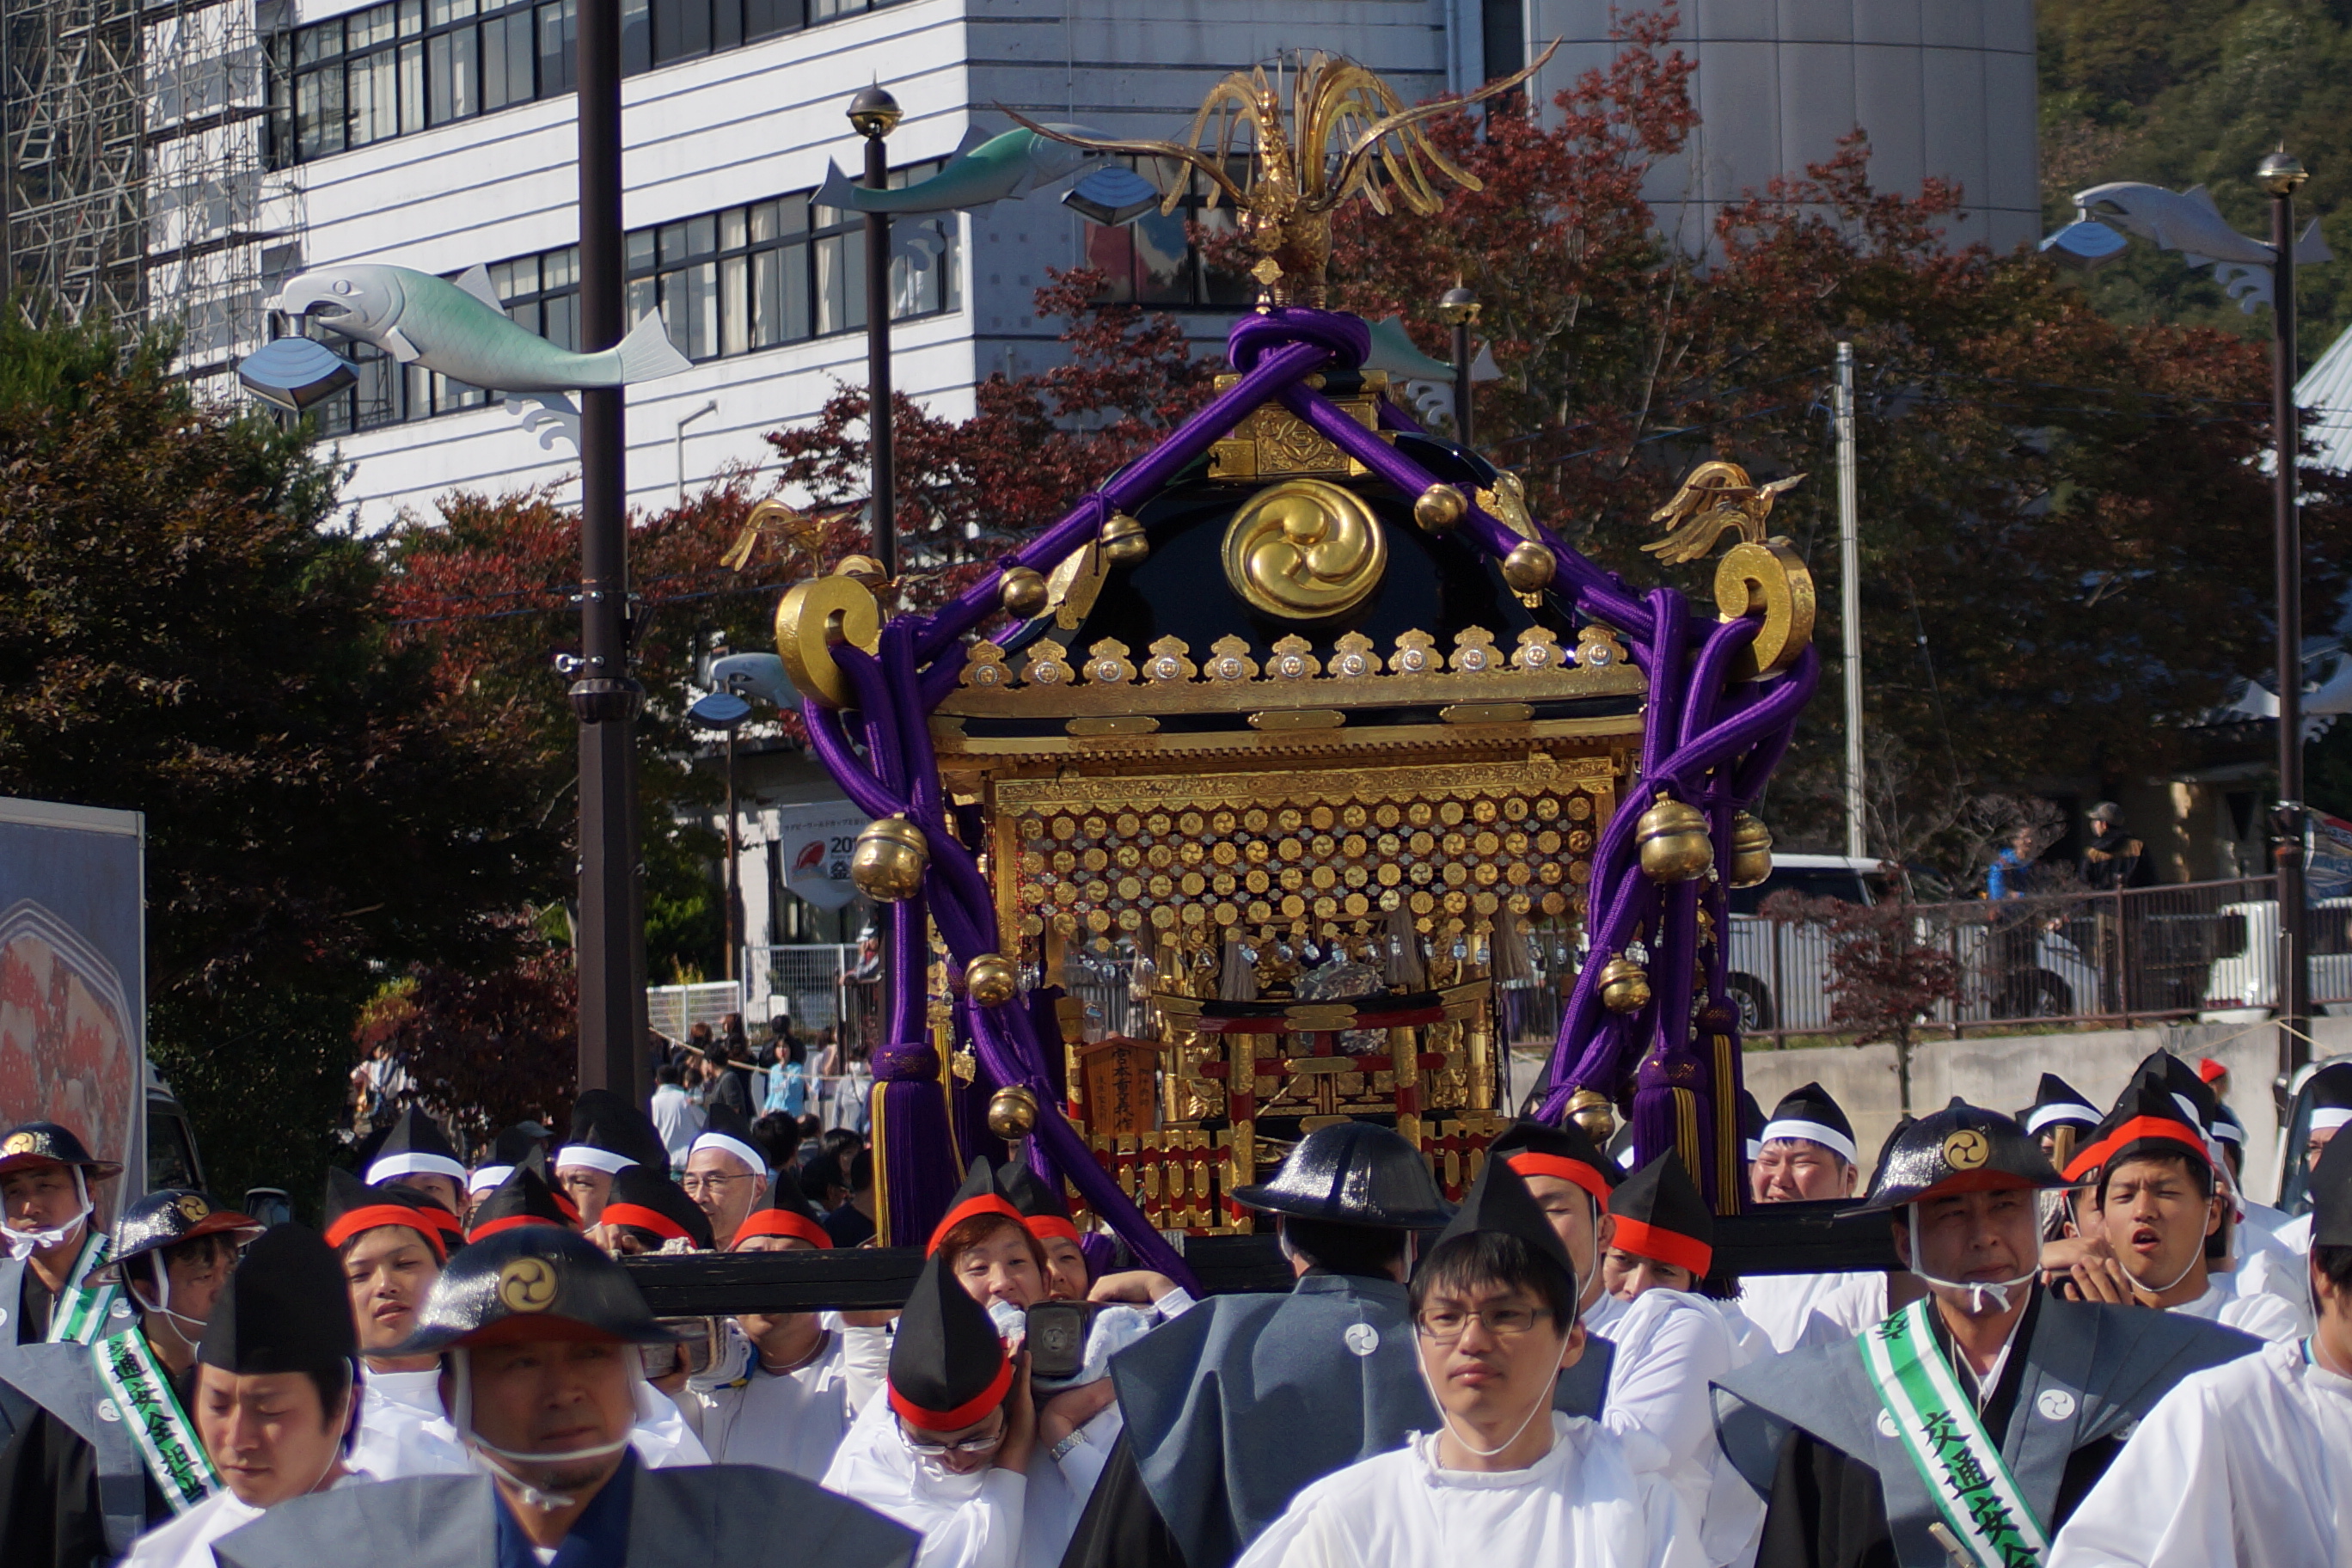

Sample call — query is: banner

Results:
[773,799,871,910]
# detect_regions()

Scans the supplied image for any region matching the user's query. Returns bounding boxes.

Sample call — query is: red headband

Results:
[600,1203,695,1244]
[325,1205,448,1262]
[2068,1117,2208,1185]
[468,1213,565,1240]
[1608,1216,1712,1277]
[1024,1215,1081,1246]
[1504,1152,1613,1208]
[887,1354,1014,1433]
[732,1210,833,1249]
[927,1194,1026,1254]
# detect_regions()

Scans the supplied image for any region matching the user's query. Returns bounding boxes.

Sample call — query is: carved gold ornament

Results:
[497,1256,560,1314]
[1643,460,1806,567]
[1223,479,1388,621]
[2,1132,37,1155]
[175,1194,210,1221]
[1714,538,1815,678]
[773,570,882,708]
[1942,1129,1991,1171]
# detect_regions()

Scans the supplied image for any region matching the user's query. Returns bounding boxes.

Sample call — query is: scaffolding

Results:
[3,0,289,390]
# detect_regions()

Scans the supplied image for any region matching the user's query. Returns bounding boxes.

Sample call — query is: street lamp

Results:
[1436,285,1480,446]
[689,688,754,983]
[849,85,903,585]
[2045,151,2331,1087]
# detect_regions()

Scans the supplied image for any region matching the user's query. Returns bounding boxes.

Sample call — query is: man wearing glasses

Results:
[681,1110,769,1249]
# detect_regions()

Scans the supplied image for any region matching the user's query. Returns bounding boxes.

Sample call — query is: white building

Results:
[256,0,2039,530]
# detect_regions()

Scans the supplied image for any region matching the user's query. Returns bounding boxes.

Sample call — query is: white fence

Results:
[646,980,743,1044]
[741,943,883,1048]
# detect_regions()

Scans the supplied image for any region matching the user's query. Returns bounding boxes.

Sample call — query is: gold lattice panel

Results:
[993,754,1610,948]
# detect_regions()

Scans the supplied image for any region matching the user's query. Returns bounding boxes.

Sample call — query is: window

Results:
[291,175,958,430]
[1081,159,1250,309]
[270,0,898,165]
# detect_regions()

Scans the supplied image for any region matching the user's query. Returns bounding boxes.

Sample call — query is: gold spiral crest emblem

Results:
[1222,479,1388,621]
[1941,1129,1990,1172]
[497,1256,560,1314]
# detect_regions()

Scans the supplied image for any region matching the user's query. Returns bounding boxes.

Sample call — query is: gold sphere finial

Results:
[962,952,1019,1008]
[1413,483,1467,532]
[999,567,1049,617]
[986,1084,1041,1140]
[848,84,902,139]
[2256,145,2309,198]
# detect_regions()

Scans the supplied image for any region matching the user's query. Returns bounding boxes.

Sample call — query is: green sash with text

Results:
[92,1327,217,1513]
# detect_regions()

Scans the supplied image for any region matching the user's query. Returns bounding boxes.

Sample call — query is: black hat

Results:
[2211,1103,2247,1150]
[1429,1155,1579,1304]
[2307,1063,2352,1140]
[1607,1153,1713,1277]
[1488,1119,1616,1209]
[323,1167,456,1261]
[601,1165,713,1251]
[1229,1122,1454,1230]
[2023,1073,2101,1139]
[927,1157,1029,1253]
[2147,1050,2220,1132]
[1853,1100,2061,1212]
[390,1223,681,1354]
[1000,1161,1081,1245]
[886,1252,1012,1432]
[2311,1123,2352,1247]
[467,1164,575,1240]
[106,1190,263,1276]
[364,1106,467,1195]
[554,1089,667,1177]
[1761,1082,1858,1166]
[2067,1069,2209,1186]
[687,1101,768,1177]
[1738,1091,1767,1162]
[199,1223,357,1376]
[0,1122,123,1182]
[732,1180,833,1249]
[468,1124,554,1197]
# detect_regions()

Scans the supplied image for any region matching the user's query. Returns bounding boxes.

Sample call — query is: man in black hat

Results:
[322,1168,467,1479]
[1485,1119,1620,1418]
[595,1165,717,1255]
[208,1225,916,1568]
[0,1189,262,1567]
[0,1122,129,1353]
[1235,1159,1690,1568]
[1740,1084,1888,1355]
[364,1106,469,1221]
[1715,1101,2265,1568]
[120,1225,365,1568]
[1060,1120,1450,1568]
[2047,1130,2352,1564]
[464,1124,554,1222]
[2021,1073,2101,1170]
[554,1090,670,1228]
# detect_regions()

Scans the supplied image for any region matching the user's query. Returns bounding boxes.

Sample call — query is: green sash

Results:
[92,1327,218,1514]
[1856,1300,2049,1568]
[46,1230,122,1344]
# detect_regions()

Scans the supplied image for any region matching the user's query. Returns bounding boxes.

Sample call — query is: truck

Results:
[0,795,199,1209]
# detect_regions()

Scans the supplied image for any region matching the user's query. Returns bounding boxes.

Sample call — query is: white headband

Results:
[468,1165,514,1195]
[553,1146,637,1176]
[1760,1118,1858,1166]
[689,1133,767,1176]
[2313,1107,2352,1135]
[2211,1118,2245,1145]
[2024,1103,2099,1136]
[368,1152,468,1186]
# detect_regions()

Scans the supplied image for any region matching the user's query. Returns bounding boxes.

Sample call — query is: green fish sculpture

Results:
[276,262,690,392]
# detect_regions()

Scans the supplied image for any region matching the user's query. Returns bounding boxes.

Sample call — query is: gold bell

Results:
[1000,567,1048,617]
[1100,512,1150,567]
[1636,794,1713,883]
[963,952,1019,1008]
[1501,542,1557,593]
[1413,483,1466,532]
[986,1084,1041,1140]
[1729,812,1774,889]
[1596,956,1651,1014]
[848,816,928,902]
[1566,1087,1618,1143]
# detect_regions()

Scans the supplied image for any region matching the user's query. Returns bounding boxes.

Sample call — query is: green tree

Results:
[0,311,561,1204]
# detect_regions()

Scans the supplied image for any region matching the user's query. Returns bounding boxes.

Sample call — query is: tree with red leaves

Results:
[353,945,579,1144]
[1760,890,1960,1111]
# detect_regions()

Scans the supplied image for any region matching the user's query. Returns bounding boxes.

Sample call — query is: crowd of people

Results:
[2,1044,2348,1567]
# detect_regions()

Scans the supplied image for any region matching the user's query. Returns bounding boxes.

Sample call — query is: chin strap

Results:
[1906,1204,2038,1316]
[1414,1342,1564,1461]
[3,1172,91,1260]
[128,1255,211,1345]
[449,1348,634,1511]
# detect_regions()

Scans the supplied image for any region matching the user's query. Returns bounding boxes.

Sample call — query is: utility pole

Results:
[851,86,900,580]
[1438,285,1479,446]
[1835,342,1866,860]
[2258,148,2312,1084]
[571,0,648,1104]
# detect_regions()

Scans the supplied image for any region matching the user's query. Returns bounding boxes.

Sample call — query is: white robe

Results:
[1736,1271,1888,1355]
[2168,1277,2305,1344]
[2275,1211,2314,1255]
[352,1365,709,1478]
[821,1391,1029,1568]
[690,1322,861,1479]
[2046,1337,2352,1566]
[1232,1412,1702,1568]
[119,1469,375,1568]
[1588,1288,1763,1568]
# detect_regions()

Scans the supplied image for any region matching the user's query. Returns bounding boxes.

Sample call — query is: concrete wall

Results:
[1740,1016,2352,1205]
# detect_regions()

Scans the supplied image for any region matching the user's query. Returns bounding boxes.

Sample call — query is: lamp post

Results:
[689,690,754,983]
[850,85,902,583]
[2257,147,2312,1081]
[573,0,648,1103]
[1436,285,1479,447]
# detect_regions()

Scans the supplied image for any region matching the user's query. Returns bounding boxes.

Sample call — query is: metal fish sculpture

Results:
[814,123,1112,217]
[275,262,691,392]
